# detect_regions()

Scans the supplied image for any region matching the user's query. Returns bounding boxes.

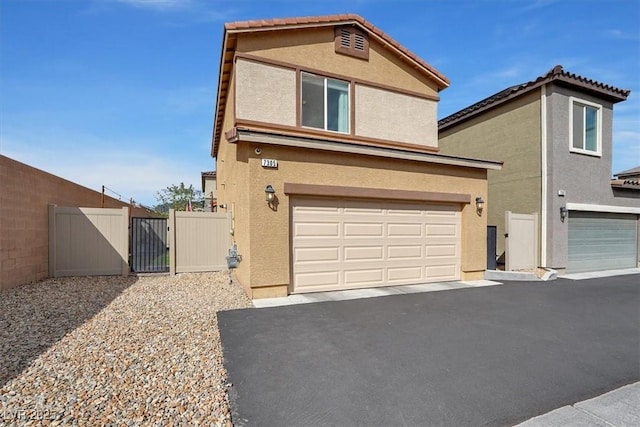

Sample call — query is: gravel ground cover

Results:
[1,272,252,426]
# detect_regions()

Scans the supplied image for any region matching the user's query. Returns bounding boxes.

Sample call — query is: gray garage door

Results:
[568,211,638,273]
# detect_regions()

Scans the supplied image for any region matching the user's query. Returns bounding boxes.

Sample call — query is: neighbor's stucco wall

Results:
[355,85,437,147]
[215,142,488,296]
[0,155,147,291]
[235,59,297,127]
[235,27,440,97]
[545,84,640,270]
[439,90,542,262]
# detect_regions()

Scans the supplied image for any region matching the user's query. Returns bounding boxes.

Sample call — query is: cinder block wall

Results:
[0,155,152,290]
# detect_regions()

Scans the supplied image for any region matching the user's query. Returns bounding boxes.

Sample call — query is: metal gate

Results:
[130,217,169,273]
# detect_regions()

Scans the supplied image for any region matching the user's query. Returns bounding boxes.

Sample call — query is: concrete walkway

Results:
[516,381,640,426]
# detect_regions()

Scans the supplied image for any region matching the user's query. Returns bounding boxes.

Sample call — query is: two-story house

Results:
[439,65,639,275]
[211,14,502,298]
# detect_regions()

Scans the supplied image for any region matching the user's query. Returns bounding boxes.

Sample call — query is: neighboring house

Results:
[439,65,640,274]
[611,166,640,194]
[211,14,502,298]
[201,171,217,211]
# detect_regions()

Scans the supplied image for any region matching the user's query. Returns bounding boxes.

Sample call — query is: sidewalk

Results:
[515,382,640,426]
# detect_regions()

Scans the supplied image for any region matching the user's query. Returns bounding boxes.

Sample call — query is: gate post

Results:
[121,207,130,277]
[169,209,176,275]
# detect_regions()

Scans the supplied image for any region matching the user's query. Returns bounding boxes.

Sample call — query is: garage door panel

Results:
[343,206,385,215]
[294,247,340,263]
[292,198,461,293]
[344,222,384,237]
[344,246,384,261]
[388,245,423,259]
[344,268,384,286]
[388,266,423,282]
[295,271,340,288]
[387,223,423,237]
[387,208,423,216]
[568,211,637,273]
[295,222,340,237]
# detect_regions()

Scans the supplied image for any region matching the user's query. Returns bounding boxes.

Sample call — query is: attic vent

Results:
[340,28,351,48]
[334,26,369,60]
[354,33,365,51]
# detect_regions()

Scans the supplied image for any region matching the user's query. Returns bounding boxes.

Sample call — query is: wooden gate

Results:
[49,205,129,277]
[505,211,539,271]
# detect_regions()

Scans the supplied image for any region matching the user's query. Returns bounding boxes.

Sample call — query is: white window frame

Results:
[300,72,350,134]
[569,96,602,157]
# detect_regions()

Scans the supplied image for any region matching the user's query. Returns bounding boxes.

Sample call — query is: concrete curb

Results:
[484,269,558,282]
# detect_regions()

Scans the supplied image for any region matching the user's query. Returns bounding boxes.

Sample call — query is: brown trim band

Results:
[234,119,440,153]
[284,183,471,204]
[234,52,439,101]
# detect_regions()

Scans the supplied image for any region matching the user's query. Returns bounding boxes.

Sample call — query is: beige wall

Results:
[0,155,148,291]
[216,69,255,292]
[355,85,437,147]
[439,91,542,259]
[217,142,488,297]
[235,27,440,98]
[235,59,297,126]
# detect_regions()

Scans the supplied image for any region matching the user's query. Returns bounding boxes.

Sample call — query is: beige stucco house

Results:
[211,14,502,298]
[439,65,639,274]
[201,171,217,211]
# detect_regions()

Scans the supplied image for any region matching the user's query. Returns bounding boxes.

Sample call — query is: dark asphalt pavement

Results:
[218,275,640,426]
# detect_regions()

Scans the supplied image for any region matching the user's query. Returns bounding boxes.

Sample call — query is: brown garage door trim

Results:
[284,183,470,204]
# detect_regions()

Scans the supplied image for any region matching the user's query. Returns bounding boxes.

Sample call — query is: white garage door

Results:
[568,212,638,273]
[291,197,461,293]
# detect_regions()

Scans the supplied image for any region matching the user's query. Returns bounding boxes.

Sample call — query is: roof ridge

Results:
[439,65,630,129]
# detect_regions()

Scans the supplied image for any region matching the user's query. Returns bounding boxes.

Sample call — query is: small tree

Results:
[154,182,204,214]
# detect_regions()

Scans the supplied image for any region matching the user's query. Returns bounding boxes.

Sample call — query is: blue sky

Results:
[1,0,638,207]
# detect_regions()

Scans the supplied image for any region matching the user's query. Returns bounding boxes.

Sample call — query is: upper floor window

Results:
[301,72,350,133]
[570,97,602,156]
[335,27,369,60]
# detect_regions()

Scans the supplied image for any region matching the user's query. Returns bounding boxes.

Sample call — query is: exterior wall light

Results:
[475,197,485,215]
[560,206,568,222]
[265,185,275,203]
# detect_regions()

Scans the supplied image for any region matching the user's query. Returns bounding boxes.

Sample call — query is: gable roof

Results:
[211,14,449,157]
[439,65,631,131]
[614,166,640,179]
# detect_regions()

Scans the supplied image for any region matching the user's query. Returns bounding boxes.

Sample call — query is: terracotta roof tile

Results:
[439,65,630,130]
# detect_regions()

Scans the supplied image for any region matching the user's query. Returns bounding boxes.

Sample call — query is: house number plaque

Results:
[261,159,278,168]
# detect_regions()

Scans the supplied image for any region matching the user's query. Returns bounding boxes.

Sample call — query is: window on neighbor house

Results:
[571,98,602,155]
[301,72,350,133]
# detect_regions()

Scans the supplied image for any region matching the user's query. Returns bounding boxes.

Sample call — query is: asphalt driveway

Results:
[218,275,640,426]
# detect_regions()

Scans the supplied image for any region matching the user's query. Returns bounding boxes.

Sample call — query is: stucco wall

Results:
[235,27,440,98]
[438,91,542,261]
[0,155,147,290]
[216,71,254,292]
[355,85,437,147]
[545,84,640,269]
[235,59,297,126]
[215,141,488,296]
